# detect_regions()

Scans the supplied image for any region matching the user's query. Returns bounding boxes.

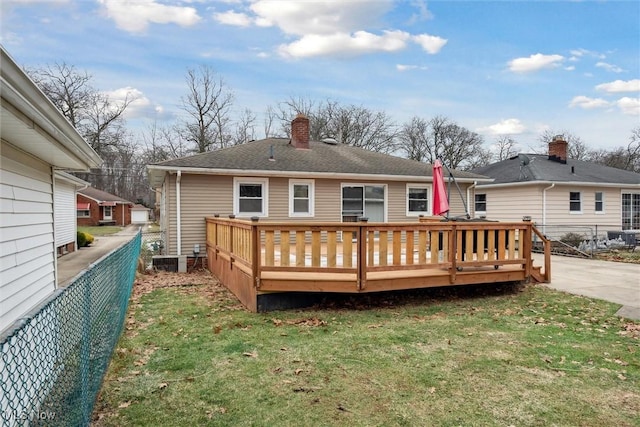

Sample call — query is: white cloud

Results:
[103,87,161,118]
[616,97,640,116]
[214,10,252,27]
[396,64,428,72]
[98,0,201,33]
[565,66,575,71]
[216,1,444,59]
[278,30,409,59]
[568,96,610,110]
[595,62,624,73]
[595,79,640,93]
[508,53,564,73]
[478,119,526,135]
[412,34,447,54]
[250,0,394,36]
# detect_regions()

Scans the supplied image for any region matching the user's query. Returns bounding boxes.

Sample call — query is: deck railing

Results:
[205,217,550,311]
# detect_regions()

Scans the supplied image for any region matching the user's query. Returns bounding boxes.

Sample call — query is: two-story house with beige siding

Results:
[472,137,640,237]
[147,115,491,264]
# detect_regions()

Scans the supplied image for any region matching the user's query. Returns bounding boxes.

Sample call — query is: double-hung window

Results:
[234,177,269,217]
[622,192,640,230]
[475,193,487,215]
[406,185,429,216]
[289,179,314,217]
[569,191,582,213]
[595,192,604,213]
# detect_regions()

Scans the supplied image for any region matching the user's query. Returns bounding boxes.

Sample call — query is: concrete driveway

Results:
[534,254,640,320]
[57,225,141,287]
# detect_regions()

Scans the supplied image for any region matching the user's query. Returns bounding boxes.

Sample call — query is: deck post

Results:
[251,217,260,288]
[358,219,368,291]
[449,223,457,283]
[522,220,532,280]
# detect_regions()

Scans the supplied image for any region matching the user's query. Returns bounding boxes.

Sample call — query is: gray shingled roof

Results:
[78,187,132,204]
[150,138,487,180]
[473,154,640,185]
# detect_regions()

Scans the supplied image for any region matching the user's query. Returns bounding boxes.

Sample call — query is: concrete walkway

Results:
[534,253,640,320]
[57,225,141,287]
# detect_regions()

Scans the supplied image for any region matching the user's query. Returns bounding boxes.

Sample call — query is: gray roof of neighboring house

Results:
[472,154,640,186]
[78,187,132,204]
[149,138,489,181]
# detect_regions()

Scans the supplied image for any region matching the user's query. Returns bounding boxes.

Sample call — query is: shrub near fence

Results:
[0,232,141,427]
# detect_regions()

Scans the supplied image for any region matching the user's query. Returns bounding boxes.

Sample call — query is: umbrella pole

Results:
[440,161,470,219]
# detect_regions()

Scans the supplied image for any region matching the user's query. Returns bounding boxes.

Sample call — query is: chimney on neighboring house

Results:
[290,113,310,149]
[548,135,568,164]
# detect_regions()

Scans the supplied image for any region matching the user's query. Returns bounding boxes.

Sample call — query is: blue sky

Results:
[1,0,638,153]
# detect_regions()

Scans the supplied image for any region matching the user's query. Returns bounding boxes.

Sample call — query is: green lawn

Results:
[93,274,640,426]
[78,226,123,236]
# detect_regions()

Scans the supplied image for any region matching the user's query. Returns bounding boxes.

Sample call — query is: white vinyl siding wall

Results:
[0,142,56,333]
[54,178,76,250]
[477,184,630,228]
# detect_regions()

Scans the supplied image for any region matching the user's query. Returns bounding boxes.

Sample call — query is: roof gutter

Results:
[1,48,102,170]
[478,180,639,189]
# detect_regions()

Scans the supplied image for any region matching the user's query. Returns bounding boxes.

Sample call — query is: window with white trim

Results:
[289,179,314,217]
[77,210,90,218]
[622,192,640,230]
[475,193,487,214]
[406,185,429,216]
[233,177,269,217]
[569,191,581,213]
[594,192,604,213]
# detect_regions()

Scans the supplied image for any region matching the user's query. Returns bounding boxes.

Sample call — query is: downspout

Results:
[122,203,125,226]
[542,183,555,233]
[466,181,477,218]
[176,170,182,256]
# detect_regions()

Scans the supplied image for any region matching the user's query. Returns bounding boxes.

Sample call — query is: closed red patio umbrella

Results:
[432,159,449,216]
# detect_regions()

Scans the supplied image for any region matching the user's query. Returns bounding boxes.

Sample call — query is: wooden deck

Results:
[205,217,551,312]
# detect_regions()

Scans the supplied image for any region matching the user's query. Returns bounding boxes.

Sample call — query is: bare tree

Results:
[263,105,277,138]
[590,127,640,173]
[398,116,430,161]
[232,108,257,145]
[537,130,592,160]
[397,115,487,169]
[27,62,92,127]
[179,65,235,153]
[493,136,519,161]
[27,62,139,192]
[276,97,398,153]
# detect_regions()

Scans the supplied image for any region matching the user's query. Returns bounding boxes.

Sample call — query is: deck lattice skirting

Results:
[205,217,551,312]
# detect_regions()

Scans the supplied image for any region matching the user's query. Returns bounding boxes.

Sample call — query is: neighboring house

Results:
[147,114,491,261]
[472,137,640,232]
[131,204,150,224]
[77,187,133,226]
[1,47,101,333]
[54,171,89,256]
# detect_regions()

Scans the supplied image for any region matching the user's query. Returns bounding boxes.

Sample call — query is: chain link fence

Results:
[140,230,164,270]
[535,224,637,257]
[0,232,141,427]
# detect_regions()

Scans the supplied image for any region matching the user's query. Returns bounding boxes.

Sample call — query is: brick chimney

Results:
[290,113,310,149]
[548,135,568,164]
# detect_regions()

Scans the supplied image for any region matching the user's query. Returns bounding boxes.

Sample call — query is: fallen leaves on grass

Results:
[271,317,327,327]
